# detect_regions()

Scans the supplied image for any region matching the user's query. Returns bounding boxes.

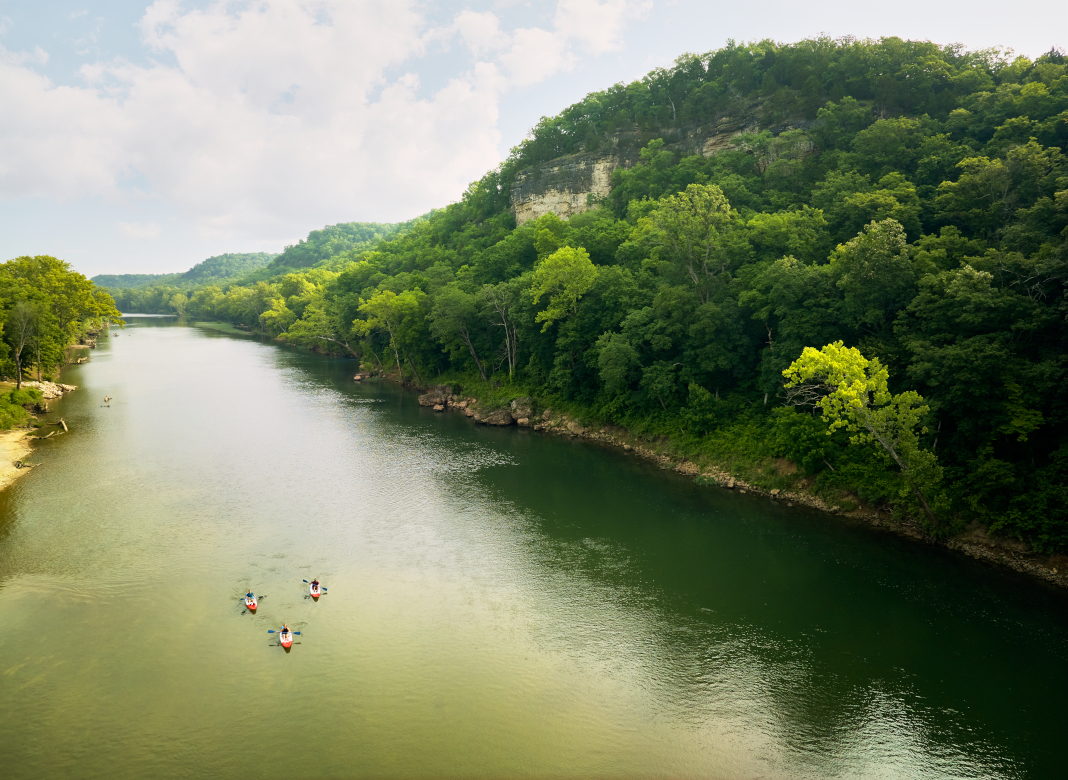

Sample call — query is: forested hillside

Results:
[93,252,278,292]
[102,37,1068,550]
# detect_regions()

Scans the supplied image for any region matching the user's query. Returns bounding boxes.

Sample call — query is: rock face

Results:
[480,408,514,426]
[418,385,452,407]
[510,397,533,419]
[509,107,815,225]
[511,153,628,225]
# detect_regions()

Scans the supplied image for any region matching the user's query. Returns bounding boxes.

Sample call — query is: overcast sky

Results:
[0,0,1063,277]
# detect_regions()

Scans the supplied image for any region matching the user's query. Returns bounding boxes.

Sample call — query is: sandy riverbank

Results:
[0,428,34,492]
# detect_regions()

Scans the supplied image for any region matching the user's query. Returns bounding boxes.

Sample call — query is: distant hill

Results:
[181,252,277,283]
[91,272,180,289]
[241,218,426,282]
[93,252,277,290]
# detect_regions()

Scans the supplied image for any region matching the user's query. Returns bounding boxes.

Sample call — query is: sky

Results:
[0,1,1064,278]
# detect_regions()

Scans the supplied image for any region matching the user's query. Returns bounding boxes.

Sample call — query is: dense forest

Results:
[101,37,1068,550]
[92,251,279,290]
[0,255,122,427]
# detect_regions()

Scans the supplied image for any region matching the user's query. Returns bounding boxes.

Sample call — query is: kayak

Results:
[310,583,320,598]
[245,595,257,611]
[280,630,293,648]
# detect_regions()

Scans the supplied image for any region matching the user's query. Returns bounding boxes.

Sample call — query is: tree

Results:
[596,332,639,395]
[354,289,425,379]
[169,293,188,318]
[283,299,359,358]
[482,280,523,380]
[530,246,598,331]
[428,285,488,382]
[830,218,915,336]
[6,301,36,389]
[648,183,733,303]
[783,341,943,523]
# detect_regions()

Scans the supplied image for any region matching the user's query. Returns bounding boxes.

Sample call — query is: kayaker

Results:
[281,624,290,637]
[311,579,319,590]
[246,591,254,600]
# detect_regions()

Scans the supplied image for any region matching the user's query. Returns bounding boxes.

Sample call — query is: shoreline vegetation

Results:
[95,38,1068,588]
[0,379,79,492]
[0,255,118,489]
[382,371,1068,591]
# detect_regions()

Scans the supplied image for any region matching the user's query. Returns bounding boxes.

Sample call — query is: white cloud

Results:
[555,0,652,55]
[0,0,650,247]
[451,10,505,59]
[118,221,162,240]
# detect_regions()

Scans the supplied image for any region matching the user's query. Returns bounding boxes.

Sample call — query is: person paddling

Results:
[281,623,290,638]
[311,579,319,591]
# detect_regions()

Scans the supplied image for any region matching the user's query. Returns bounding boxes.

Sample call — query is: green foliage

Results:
[93,37,1068,549]
[0,256,122,387]
[783,341,946,523]
[531,246,599,331]
[92,253,278,293]
[0,388,40,430]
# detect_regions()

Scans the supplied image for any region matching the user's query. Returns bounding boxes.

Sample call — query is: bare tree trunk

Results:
[859,409,938,525]
[461,328,488,382]
[316,335,359,359]
[405,356,424,388]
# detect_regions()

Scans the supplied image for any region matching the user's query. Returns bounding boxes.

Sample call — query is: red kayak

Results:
[245,595,257,611]
[280,629,294,648]
[310,583,320,599]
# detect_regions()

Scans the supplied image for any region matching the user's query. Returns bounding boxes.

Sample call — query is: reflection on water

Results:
[0,316,1064,779]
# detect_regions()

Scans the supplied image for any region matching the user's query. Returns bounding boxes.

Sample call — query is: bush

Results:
[0,388,42,430]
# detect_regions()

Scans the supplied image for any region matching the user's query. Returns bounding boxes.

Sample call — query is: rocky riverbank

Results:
[20,381,77,400]
[411,382,1068,592]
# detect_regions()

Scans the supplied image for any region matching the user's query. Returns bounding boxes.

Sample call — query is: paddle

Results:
[267,630,301,635]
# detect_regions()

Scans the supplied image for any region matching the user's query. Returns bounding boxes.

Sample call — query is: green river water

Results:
[0,316,1065,779]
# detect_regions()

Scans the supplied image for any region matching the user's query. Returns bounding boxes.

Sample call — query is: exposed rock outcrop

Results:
[510,397,533,419]
[511,153,628,224]
[20,381,76,400]
[477,408,514,426]
[418,385,452,407]
[509,106,816,225]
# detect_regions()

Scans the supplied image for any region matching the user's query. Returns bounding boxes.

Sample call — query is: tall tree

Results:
[6,301,36,389]
[429,285,488,382]
[648,183,734,303]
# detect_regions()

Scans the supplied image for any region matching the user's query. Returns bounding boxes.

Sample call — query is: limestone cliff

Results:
[509,104,815,224]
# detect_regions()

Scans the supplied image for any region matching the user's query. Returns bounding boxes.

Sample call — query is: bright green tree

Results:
[354,289,425,380]
[783,341,943,523]
[530,246,598,332]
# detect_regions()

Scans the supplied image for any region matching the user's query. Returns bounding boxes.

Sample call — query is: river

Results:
[0,315,1064,779]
